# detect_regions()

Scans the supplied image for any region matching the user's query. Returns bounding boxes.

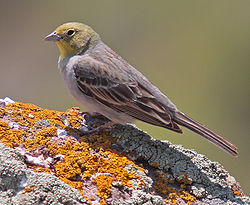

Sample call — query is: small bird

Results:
[45,22,238,156]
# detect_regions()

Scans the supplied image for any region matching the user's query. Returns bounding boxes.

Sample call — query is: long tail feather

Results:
[173,112,238,156]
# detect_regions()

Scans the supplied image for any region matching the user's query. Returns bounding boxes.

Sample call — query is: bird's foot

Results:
[81,121,117,136]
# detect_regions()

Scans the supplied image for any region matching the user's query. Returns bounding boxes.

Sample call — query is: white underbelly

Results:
[60,63,135,124]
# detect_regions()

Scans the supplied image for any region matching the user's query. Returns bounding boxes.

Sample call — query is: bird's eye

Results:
[67,29,75,36]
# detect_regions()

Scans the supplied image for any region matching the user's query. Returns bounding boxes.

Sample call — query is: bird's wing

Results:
[73,56,182,133]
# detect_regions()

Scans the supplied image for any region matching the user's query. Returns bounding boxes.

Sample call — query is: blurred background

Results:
[0,0,249,195]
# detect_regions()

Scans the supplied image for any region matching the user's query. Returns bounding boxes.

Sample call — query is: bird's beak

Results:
[44,31,61,41]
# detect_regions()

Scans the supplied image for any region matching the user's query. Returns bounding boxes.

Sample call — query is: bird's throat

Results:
[56,41,77,59]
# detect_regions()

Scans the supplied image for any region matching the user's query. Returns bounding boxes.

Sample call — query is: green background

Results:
[0,0,249,195]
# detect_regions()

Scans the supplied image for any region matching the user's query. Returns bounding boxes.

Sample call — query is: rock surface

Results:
[0,97,249,205]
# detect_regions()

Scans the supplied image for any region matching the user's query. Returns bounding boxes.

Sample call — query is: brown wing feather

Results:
[74,57,182,133]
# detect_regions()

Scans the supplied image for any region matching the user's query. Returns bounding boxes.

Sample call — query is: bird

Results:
[44,22,238,156]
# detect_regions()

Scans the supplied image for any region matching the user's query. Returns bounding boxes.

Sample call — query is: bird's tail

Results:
[173,111,238,156]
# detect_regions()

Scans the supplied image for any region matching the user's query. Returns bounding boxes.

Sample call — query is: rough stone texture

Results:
[110,124,250,204]
[0,97,249,205]
[0,143,89,205]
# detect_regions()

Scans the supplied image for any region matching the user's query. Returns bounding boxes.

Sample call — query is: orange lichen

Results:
[178,191,196,204]
[0,102,65,128]
[92,175,115,199]
[0,102,145,203]
[50,137,143,198]
[152,161,160,168]
[154,171,176,195]
[0,120,27,148]
[32,166,52,174]
[63,107,84,129]
[232,189,244,197]
[154,170,196,204]
[164,191,196,205]
[176,172,192,185]
[165,193,178,204]
[0,102,65,150]
[24,186,36,193]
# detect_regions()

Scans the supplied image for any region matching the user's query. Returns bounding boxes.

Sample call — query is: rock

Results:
[0,97,249,205]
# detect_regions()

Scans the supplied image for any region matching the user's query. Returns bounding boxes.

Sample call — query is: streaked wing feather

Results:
[74,57,182,133]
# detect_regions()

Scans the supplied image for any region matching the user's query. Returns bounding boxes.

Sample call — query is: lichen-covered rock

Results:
[0,143,89,205]
[0,97,249,205]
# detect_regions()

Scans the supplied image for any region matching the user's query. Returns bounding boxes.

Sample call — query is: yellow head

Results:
[45,22,100,59]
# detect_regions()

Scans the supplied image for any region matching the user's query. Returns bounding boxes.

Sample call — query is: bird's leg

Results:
[81,112,117,136]
[93,121,117,133]
[81,121,117,136]
[82,112,110,122]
